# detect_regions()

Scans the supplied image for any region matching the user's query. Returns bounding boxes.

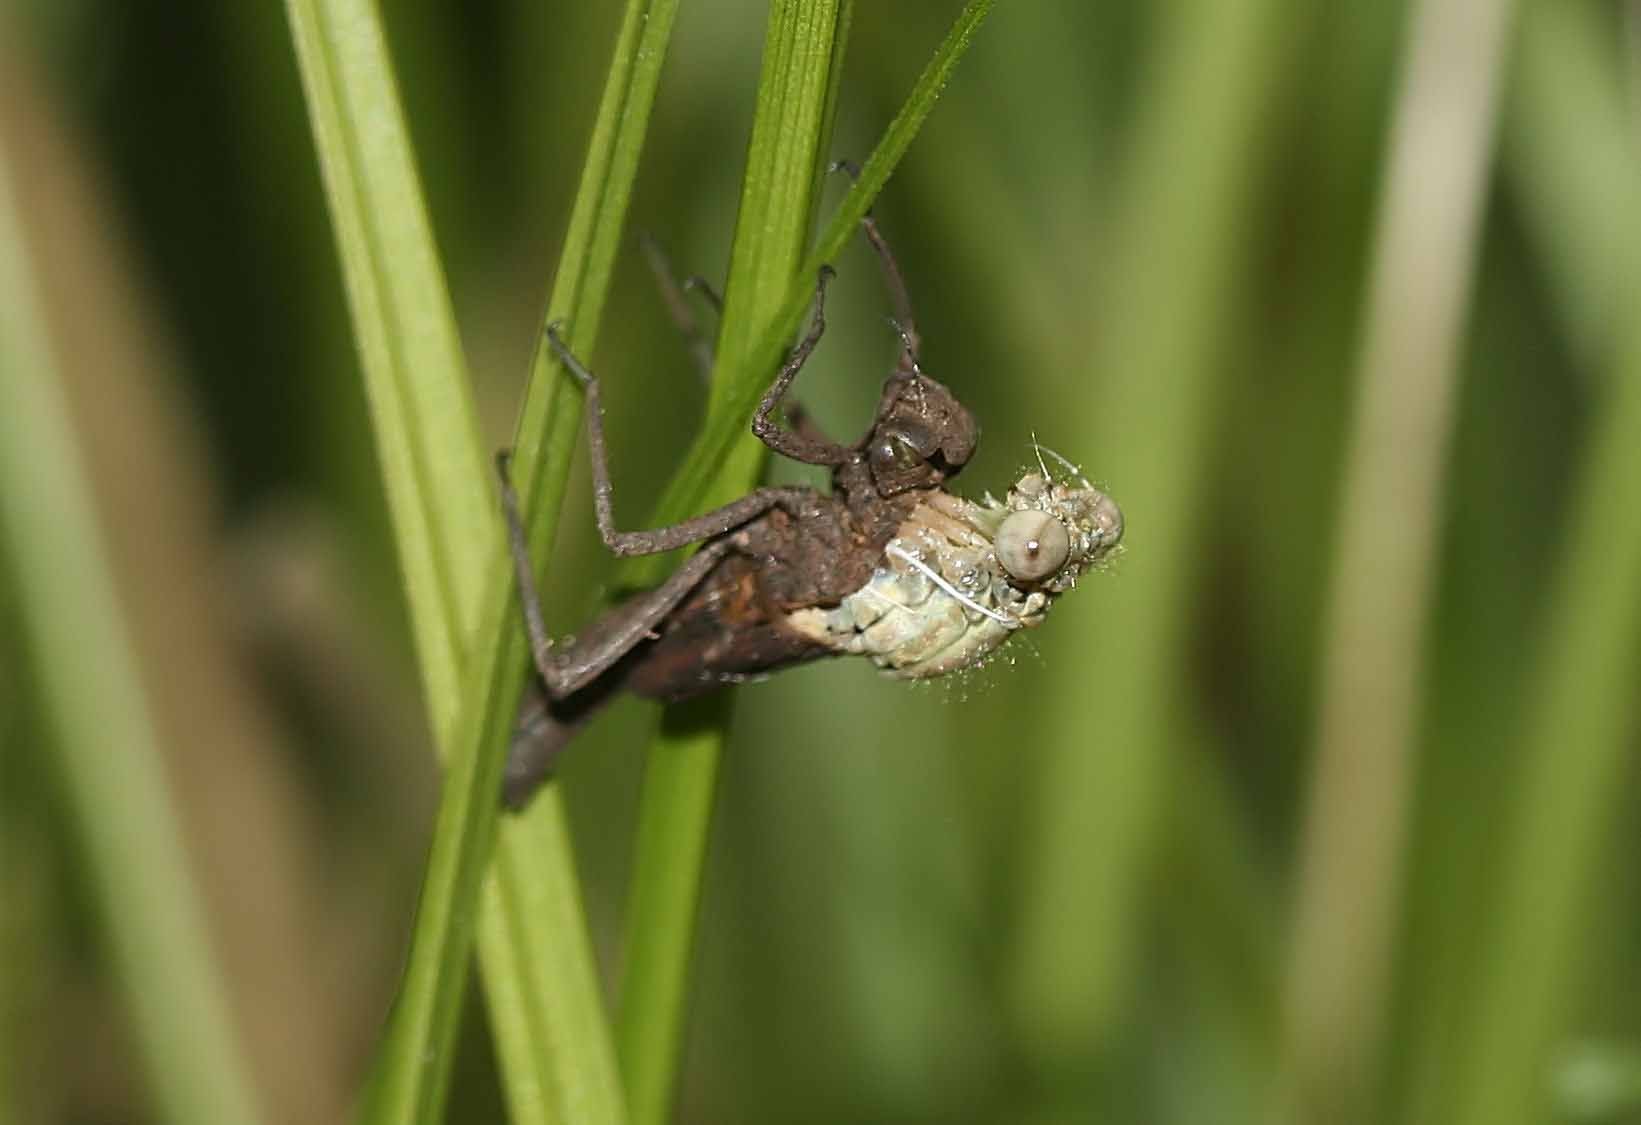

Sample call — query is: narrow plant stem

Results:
[287,0,680,1119]
[1426,5,1641,1123]
[613,5,994,1119]
[638,0,996,541]
[478,0,684,1119]
[615,6,849,1117]
[283,4,514,1116]
[376,0,684,1115]
[1504,0,1641,366]
[0,147,262,1125]
[1280,0,1514,1117]
[1007,0,1296,1076]
[1443,319,1641,1125]
[285,0,497,722]
[616,701,728,1125]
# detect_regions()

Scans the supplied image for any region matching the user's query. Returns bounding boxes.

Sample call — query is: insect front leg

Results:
[749,267,857,466]
[828,159,920,363]
[542,325,818,555]
[640,241,839,459]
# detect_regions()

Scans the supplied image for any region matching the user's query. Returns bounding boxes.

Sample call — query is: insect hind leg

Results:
[496,451,748,697]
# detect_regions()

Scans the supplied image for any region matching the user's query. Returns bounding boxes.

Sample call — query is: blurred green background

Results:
[5,0,1641,1123]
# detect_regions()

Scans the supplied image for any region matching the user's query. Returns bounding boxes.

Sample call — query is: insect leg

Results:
[828,160,920,362]
[682,275,722,312]
[497,451,745,697]
[501,682,588,808]
[862,216,919,364]
[750,267,855,466]
[639,233,717,379]
[642,236,834,444]
[639,236,840,449]
[542,324,822,555]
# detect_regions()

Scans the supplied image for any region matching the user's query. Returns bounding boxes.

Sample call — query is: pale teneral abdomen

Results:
[782,492,1051,678]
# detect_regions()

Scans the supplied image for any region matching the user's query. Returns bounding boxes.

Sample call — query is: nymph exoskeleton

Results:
[499,211,1122,808]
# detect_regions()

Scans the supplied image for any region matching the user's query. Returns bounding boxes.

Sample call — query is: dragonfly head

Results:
[993,472,1123,594]
[864,369,980,496]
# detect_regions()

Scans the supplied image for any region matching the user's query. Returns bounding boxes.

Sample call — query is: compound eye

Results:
[884,434,919,465]
[870,429,926,476]
[995,510,1070,582]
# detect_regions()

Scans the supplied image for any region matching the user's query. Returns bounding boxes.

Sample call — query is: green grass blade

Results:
[637,0,996,549]
[0,144,262,1125]
[1281,0,1515,1116]
[1505,0,1641,364]
[610,0,853,1115]
[1442,300,1641,1125]
[617,0,851,1112]
[286,0,679,1120]
[1430,5,1641,1123]
[480,0,685,1119]
[617,702,730,1125]
[1006,0,1297,1072]
[615,4,991,1121]
[282,1,510,1118]
[282,0,508,1121]
[284,0,496,731]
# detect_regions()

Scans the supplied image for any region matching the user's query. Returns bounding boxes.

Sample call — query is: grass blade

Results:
[0,139,262,1125]
[1426,5,1641,1123]
[637,0,996,546]
[282,1,510,1117]
[1505,0,1641,364]
[616,4,853,1113]
[286,0,680,1120]
[285,0,496,729]
[1442,304,1641,1125]
[1280,0,1515,1116]
[1006,0,1297,1076]
[616,4,992,1121]
[479,0,685,1119]
[617,704,732,1125]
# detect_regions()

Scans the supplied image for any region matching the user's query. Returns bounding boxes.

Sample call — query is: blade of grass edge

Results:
[482,0,683,1120]
[615,5,991,1123]
[1504,0,1641,365]
[1443,300,1641,1125]
[639,0,996,545]
[1280,0,1515,1116]
[617,3,849,1116]
[285,0,680,1120]
[1005,0,1296,1094]
[282,0,519,1118]
[285,0,496,726]
[1430,5,1641,1124]
[0,140,262,1125]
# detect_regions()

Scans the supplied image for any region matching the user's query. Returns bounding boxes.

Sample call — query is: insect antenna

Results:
[1032,438,1094,491]
[1030,430,1052,481]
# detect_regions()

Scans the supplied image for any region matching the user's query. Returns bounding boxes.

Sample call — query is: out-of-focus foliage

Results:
[4,0,1641,1123]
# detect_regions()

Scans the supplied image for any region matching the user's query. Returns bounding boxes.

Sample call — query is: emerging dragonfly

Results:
[499,214,1122,807]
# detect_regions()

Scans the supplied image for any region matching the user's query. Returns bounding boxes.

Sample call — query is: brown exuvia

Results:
[500,214,1121,808]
